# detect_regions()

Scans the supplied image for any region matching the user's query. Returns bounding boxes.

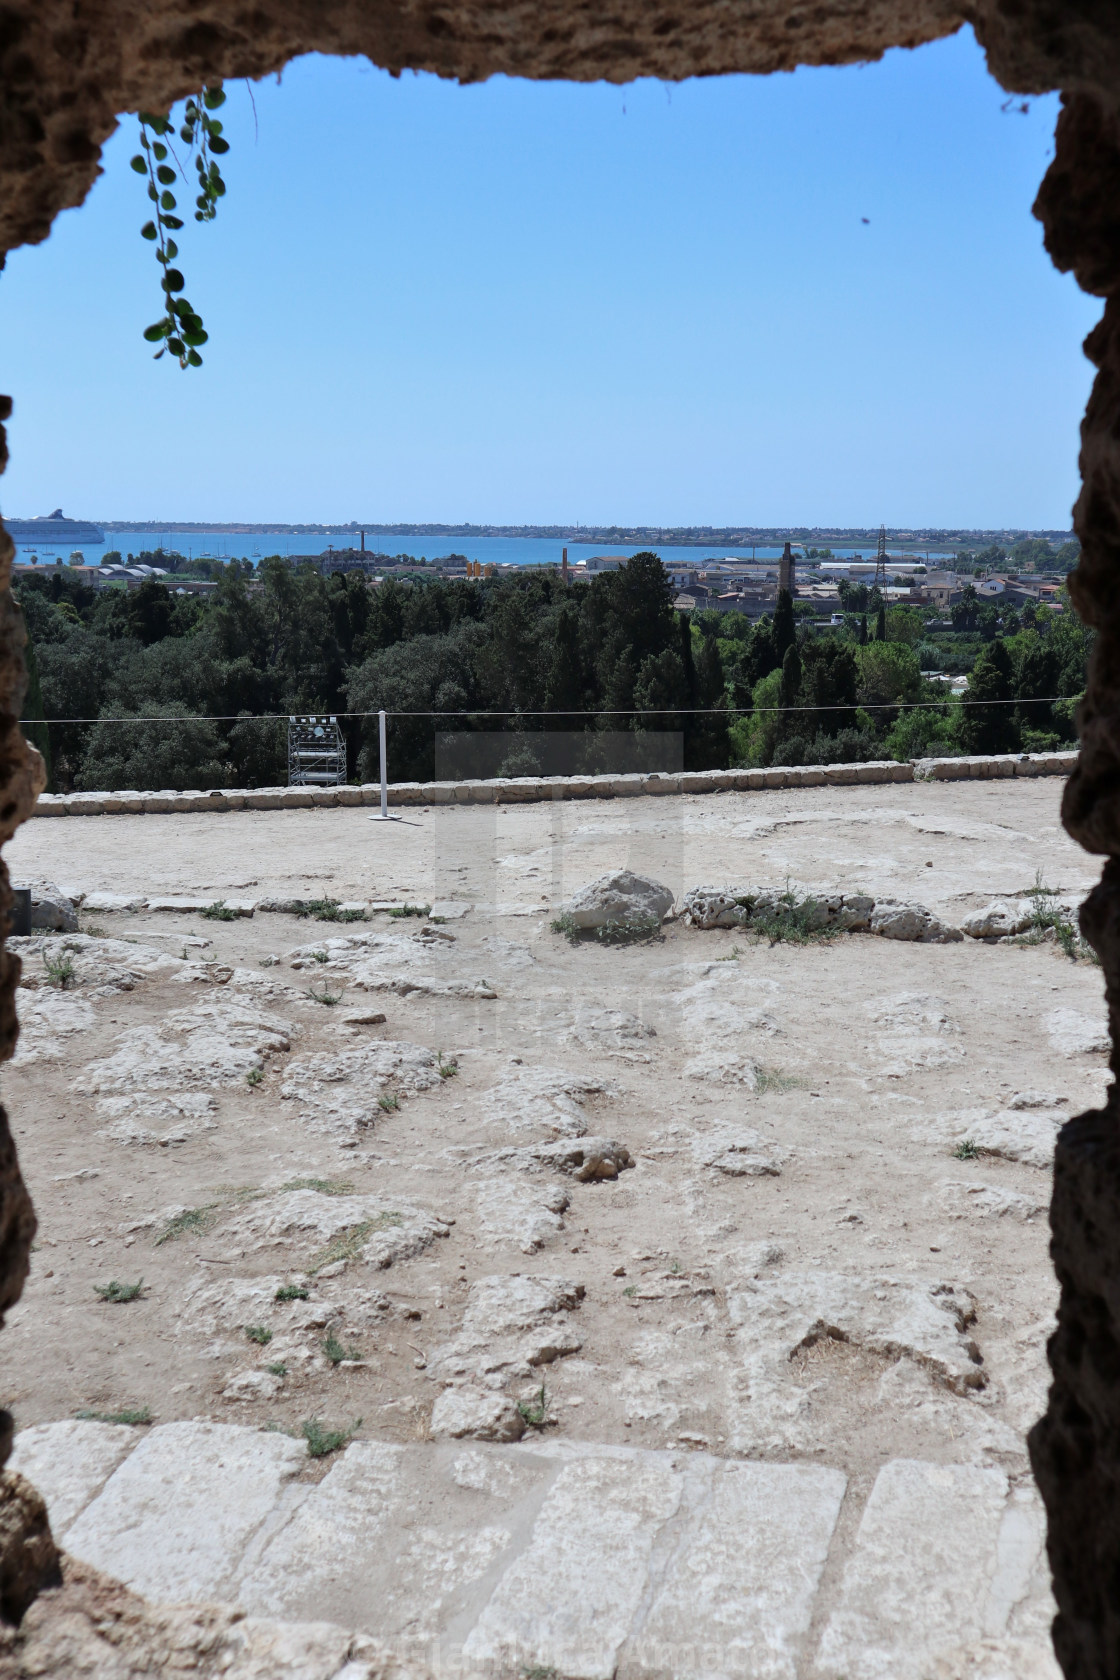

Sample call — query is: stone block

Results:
[607,774,647,797]
[429,901,472,921]
[63,1420,306,1603]
[643,773,682,795]
[815,1460,1043,1680]
[9,1420,139,1535]
[309,787,339,807]
[763,768,789,787]
[629,1460,846,1679]
[822,763,860,784]
[463,1454,683,1679]
[31,794,66,816]
[237,1440,404,1620]
[82,892,147,913]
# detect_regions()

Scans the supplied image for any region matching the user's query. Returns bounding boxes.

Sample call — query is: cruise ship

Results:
[5,508,104,546]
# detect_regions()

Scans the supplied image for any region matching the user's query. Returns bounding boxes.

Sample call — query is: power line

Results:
[29,697,1073,724]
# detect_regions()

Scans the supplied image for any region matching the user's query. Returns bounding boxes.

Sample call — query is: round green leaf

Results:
[130,155,147,173]
[143,321,169,341]
[162,215,183,230]
[163,268,185,292]
[156,164,175,185]
[203,87,226,109]
[209,135,229,155]
[152,142,167,161]
[140,221,157,240]
[160,191,176,210]
[167,337,184,356]
[207,118,223,135]
[147,183,158,201]
[187,350,203,367]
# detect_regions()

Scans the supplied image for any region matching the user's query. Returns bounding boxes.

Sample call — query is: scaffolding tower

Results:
[288,715,345,786]
[873,525,888,591]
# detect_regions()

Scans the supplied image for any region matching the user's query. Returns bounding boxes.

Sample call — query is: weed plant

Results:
[517,1385,550,1428]
[299,898,368,923]
[267,1362,288,1377]
[378,1092,400,1112]
[739,887,839,946]
[437,1053,459,1079]
[94,1280,145,1303]
[246,1067,263,1087]
[952,1140,980,1160]
[308,1212,401,1274]
[275,1283,310,1302]
[1019,872,1099,962]
[43,951,75,989]
[323,1331,363,1365]
[388,904,430,919]
[307,981,345,1006]
[301,1416,361,1457]
[201,900,237,921]
[245,1324,273,1345]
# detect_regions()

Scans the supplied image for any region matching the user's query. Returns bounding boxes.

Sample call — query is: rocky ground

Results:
[0,780,1106,1678]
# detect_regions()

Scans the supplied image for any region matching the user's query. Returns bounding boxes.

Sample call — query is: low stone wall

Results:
[28,751,1078,817]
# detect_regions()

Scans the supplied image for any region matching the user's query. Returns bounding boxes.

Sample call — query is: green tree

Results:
[773,589,796,663]
[127,578,173,645]
[19,616,52,787]
[691,632,730,770]
[875,602,886,642]
[779,641,802,714]
[958,638,1019,754]
[543,603,586,723]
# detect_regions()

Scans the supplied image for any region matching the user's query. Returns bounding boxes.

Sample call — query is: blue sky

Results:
[0,26,1097,529]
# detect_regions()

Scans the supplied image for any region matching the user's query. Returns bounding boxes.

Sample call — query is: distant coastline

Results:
[89,521,1075,547]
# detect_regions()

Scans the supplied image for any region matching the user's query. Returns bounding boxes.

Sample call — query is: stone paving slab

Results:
[11,1421,1059,1678]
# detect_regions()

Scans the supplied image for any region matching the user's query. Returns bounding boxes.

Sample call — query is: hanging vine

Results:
[130,86,230,369]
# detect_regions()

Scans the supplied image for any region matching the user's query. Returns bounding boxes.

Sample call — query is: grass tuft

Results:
[155,1204,217,1245]
[245,1324,273,1345]
[76,1406,151,1426]
[377,1092,400,1113]
[739,886,839,946]
[301,1416,361,1457]
[517,1384,550,1429]
[280,1177,354,1196]
[200,900,238,921]
[246,1067,263,1088]
[266,1362,287,1377]
[94,1279,144,1304]
[1018,871,1099,963]
[388,903,430,919]
[298,898,368,924]
[308,1212,402,1275]
[437,1052,459,1080]
[953,1139,980,1160]
[43,951,75,989]
[324,1330,363,1365]
[307,981,346,1006]
[275,1283,310,1302]
[753,1066,804,1095]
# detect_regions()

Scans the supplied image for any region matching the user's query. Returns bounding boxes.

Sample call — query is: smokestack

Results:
[562,546,568,582]
[360,530,365,552]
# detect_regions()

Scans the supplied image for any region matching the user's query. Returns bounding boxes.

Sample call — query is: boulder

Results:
[430,1385,525,1442]
[28,884,78,932]
[566,871,673,930]
[869,900,962,943]
[529,1137,635,1180]
[960,900,1035,939]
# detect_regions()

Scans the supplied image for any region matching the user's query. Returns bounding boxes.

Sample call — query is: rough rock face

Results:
[0,1472,60,1624]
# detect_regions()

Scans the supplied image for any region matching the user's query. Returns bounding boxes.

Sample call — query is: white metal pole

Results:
[369,706,398,821]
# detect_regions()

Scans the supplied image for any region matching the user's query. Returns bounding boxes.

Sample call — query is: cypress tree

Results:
[859,613,868,646]
[876,602,886,642]
[693,633,730,770]
[773,588,795,663]
[779,641,802,713]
